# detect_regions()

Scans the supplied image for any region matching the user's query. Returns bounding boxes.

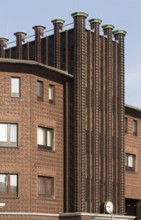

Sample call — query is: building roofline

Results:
[125,104,141,112]
[0,58,73,81]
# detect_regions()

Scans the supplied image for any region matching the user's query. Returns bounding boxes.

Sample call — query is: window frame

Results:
[0,123,18,147]
[37,80,43,101]
[133,120,137,136]
[0,174,18,198]
[11,77,20,98]
[126,153,136,172]
[124,117,128,133]
[49,84,55,104]
[37,126,54,151]
[38,175,54,199]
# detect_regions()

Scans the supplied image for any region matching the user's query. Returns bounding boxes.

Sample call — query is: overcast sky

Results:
[1,0,140,107]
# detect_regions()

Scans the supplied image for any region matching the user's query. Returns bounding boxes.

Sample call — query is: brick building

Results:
[0,12,136,220]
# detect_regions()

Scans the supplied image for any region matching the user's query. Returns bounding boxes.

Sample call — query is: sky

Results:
[0,0,141,107]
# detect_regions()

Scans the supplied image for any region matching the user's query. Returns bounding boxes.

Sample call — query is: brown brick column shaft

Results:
[102,24,115,202]
[113,30,127,215]
[14,32,26,59]
[52,19,65,69]
[71,11,88,212]
[89,18,102,213]
[32,25,46,62]
[0,38,8,58]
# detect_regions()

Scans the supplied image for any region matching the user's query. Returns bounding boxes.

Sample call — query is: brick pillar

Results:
[52,19,65,69]
[113,30,127,215]
[14,32,27,59]
[71,11,88,212]
[89,18,102,213]
[102,24,115,203]
[32,25,46,62]
[0,38,8,58]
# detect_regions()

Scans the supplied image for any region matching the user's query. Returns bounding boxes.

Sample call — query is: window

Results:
[124,117,128,133]
[37,126,54,150]
[37,81,43,101]
[38,176,54,198]
[0,174,18,197]
[11,77,20,97]
[49,85,55,104]
[126,153,136,172]
[133,120,137,135]
[0,123,18,147]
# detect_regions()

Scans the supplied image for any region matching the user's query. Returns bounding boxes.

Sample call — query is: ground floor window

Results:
[0,174,18,197]
[38,176,54,198]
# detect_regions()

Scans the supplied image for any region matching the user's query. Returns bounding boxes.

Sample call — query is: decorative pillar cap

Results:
[51,19,65,25]
[71,12,88,18]
[14,32,27,36]
[0,37,9,42]
[89,18,102,24]
[102,24,115,30]
[113,30,127,36]
[32,25,46,31]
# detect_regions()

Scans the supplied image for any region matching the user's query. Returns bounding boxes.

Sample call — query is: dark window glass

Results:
[37,81,43,101]
[49,85,55,104]
[38,176,54,198]
[133,120,137,135]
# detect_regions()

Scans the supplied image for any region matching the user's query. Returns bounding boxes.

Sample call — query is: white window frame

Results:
[49,84,55,104]
[37,126,54,150]
[0,123,18,147]
[126,153,136,172]
[0,174,18,197]
[11,77,20,97]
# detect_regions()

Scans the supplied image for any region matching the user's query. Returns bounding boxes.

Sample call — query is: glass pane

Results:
[37,81,43,97]
[38,127,45,145]
[0,174,7,192]
[10,175,17,193]
[11,78,20,94]
[0,124,8,142]
[49,86,54,100]
[128,155,134,167]
[47,129,53,147]
[47,177,53,196]
[10,124,17,142]
[38,177,46,195]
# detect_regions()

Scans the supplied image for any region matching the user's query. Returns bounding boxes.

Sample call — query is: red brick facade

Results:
[0,11,136,220]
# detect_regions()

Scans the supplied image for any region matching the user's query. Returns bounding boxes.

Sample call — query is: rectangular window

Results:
[49,85,55,104]
[0,174,18,197]
[38,176,54,198]
[133,120,137,135]
[126,153,136,172]
[124,117,128,133]
[11,77,20,97]
[37,126,54,150]
[37,81,43,101]
[0,123,18,147]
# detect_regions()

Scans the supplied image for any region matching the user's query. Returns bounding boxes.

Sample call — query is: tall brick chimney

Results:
[52,19,65,69]
[14,32,27,59]
[0,38,8,58]
[32,25,46,62]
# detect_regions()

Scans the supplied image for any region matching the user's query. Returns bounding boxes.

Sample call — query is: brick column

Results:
[0,38,8,58]
[71,11,88,212]
[14,32,27,59]
[52,19,65,69]
[89,18,102,213]
[102,24,115,203]
[113,30,127,215]
[32,25,46,62]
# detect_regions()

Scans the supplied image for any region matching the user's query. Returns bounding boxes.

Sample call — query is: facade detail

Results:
[0,11,137,220]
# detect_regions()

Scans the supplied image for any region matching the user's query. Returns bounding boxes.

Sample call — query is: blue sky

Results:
[1,0,141,107]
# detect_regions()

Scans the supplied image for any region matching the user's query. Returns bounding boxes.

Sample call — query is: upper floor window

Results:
[37,81,43,101]
[49,85,55,104]
[37,126,54,150]
[124,117,128,133]
[0,123,18,147]
[11,77,20,97]
[133,120,137,136]
[38,176,54,198]
[126,153,136,172]
[0,174,18,197]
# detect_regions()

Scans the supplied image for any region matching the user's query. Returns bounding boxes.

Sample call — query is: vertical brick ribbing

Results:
[72,12,87,212]
[14,32,26,59]
[32,25,46,62]
[0,38,8,58]
[90,19,101,213]
[52,20,65,69]
[114,31,126,214]
[103,25,114,202]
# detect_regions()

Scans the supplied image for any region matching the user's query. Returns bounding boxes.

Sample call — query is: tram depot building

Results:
[0,11,140,220]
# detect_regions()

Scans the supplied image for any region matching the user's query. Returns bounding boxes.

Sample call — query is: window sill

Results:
[38,196,55,201]
[38,146,55,153]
